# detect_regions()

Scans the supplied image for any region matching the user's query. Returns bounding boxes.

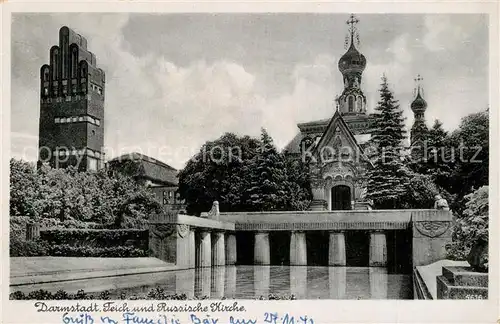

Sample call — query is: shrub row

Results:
[49,245,148,257]
[10,289,296,300]
[40,228,149,249]
[10,239,148,257]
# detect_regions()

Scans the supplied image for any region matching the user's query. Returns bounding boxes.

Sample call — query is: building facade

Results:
[38,26,105,171]
[107,152,186,212]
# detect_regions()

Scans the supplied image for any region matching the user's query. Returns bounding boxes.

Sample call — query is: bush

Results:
[10,237,50,257]
[10,289,295,300]
[10,216,32,240]
[40,228,149,249]
[48,245,148,257]
[446,186,488,261]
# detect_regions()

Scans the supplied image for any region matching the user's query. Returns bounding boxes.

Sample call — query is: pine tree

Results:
[247,128,288,211]
[366,75,409,209]
[425,119,452,187]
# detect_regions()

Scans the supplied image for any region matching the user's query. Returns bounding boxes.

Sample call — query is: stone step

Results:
[442,266,488,287]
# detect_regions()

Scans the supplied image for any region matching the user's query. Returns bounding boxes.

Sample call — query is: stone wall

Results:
[410,210,453,266]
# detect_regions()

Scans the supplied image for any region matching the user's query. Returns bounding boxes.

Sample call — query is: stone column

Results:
[254,231,271,265]
[188,229,196,268]
[329,267,346,299]
[369,230,387,267]
[225,233,237,265]
[369,267,388,299]
[290,231,307,266]
[328,231,346,266]
[197,231,212,268]
[254,266,271,298]
[212,232,225,266]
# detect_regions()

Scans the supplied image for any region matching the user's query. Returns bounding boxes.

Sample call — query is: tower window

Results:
[348,96,354,112]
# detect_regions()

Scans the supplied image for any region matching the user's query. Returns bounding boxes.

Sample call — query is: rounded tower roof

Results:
[411,89,427,112]
[338,42,367,75]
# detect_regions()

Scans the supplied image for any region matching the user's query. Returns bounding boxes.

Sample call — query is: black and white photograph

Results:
[2,3,498,324]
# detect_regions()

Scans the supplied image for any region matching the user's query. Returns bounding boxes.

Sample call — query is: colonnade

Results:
[251,230,387,267]
[194,230,237,268]
[191,229,387,267]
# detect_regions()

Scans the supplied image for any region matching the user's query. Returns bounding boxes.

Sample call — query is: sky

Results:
[11,13,489,169]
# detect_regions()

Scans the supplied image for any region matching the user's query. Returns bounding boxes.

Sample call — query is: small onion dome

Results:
[338,42,367,75]
[411,91,427,112]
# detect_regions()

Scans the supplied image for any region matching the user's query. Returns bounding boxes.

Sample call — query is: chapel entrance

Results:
[331,185,352,210]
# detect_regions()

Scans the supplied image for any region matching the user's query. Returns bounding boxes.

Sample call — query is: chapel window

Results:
[348,96,354,112]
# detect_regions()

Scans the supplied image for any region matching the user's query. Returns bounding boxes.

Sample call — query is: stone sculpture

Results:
[201,201,220,220]
[434,195,449,211]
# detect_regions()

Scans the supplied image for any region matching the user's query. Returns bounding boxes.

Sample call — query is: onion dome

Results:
[338,42,367,75]
[411,89,427,113]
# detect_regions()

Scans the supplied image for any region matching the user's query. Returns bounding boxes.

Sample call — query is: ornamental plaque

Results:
[150,224,175,240]
[177,224,190,238]
[415,221,451,238]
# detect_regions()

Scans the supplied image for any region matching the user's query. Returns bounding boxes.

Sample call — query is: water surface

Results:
[111,266,412,300]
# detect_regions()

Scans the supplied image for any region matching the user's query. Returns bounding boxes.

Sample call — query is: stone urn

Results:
[467,237,488,273]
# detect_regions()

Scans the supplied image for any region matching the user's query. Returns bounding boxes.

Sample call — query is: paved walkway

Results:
[10,257,177,288]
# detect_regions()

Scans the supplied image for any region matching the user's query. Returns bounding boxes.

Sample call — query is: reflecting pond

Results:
[110,266,413,300]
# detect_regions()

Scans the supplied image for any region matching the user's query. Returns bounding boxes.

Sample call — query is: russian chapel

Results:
[283,14,429,211]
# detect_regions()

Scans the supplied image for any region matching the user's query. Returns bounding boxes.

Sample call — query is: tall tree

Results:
[283,154,312,211]
[447,110,489,197]
[177,133,260,215]
[425,119,453,187]
[365,75,409,209]
[247,128,288,211]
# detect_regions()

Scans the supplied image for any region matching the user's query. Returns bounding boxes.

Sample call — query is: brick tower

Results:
[38,26,105,171]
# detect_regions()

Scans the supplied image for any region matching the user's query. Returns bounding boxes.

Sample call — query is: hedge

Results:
[49,245,148,257]
[40,229,149,250]
[10,227,149,257]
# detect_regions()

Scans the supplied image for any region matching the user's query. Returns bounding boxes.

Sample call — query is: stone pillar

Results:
[254,266,271,298]
[369,267,388,299]
[328,231,346,266]
[26,223,40,241]
[212,232,225,266]
[225,265,237,299]
[329,267,346,299]
[290,266,307,298]
[225,233,237,265]
[369,230,387,267]
[188,229,196,268]
[197,231,212,268]
[254,231,270,265]
[290,231,307,266]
